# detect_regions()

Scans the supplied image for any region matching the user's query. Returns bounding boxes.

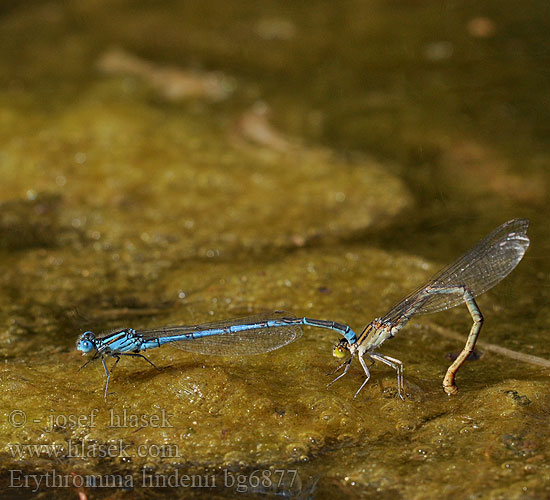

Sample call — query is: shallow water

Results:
[1,1,549,498]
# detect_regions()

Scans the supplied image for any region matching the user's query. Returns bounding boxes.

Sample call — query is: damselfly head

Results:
[333,338,350,359]
[76,331,96,354]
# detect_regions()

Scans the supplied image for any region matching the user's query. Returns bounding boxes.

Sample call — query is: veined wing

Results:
[381,219,529,324]
[138,311,302,356]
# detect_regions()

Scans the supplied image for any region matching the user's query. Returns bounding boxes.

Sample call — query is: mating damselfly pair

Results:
[77,219,530,402]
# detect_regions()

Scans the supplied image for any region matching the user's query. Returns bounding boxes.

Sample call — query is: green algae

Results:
[1,1,550,499]
[1,244,548,498]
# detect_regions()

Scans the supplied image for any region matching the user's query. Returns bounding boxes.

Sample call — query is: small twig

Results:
[426,321,550,368]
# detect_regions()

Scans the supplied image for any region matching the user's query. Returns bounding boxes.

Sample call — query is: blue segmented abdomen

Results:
[136,312,303,356]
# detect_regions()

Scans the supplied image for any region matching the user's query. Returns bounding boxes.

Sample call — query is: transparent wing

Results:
[138,311,302,356]
[382,219,530,324]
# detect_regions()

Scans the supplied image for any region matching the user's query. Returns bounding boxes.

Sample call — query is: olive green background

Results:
[0,1,549,498]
